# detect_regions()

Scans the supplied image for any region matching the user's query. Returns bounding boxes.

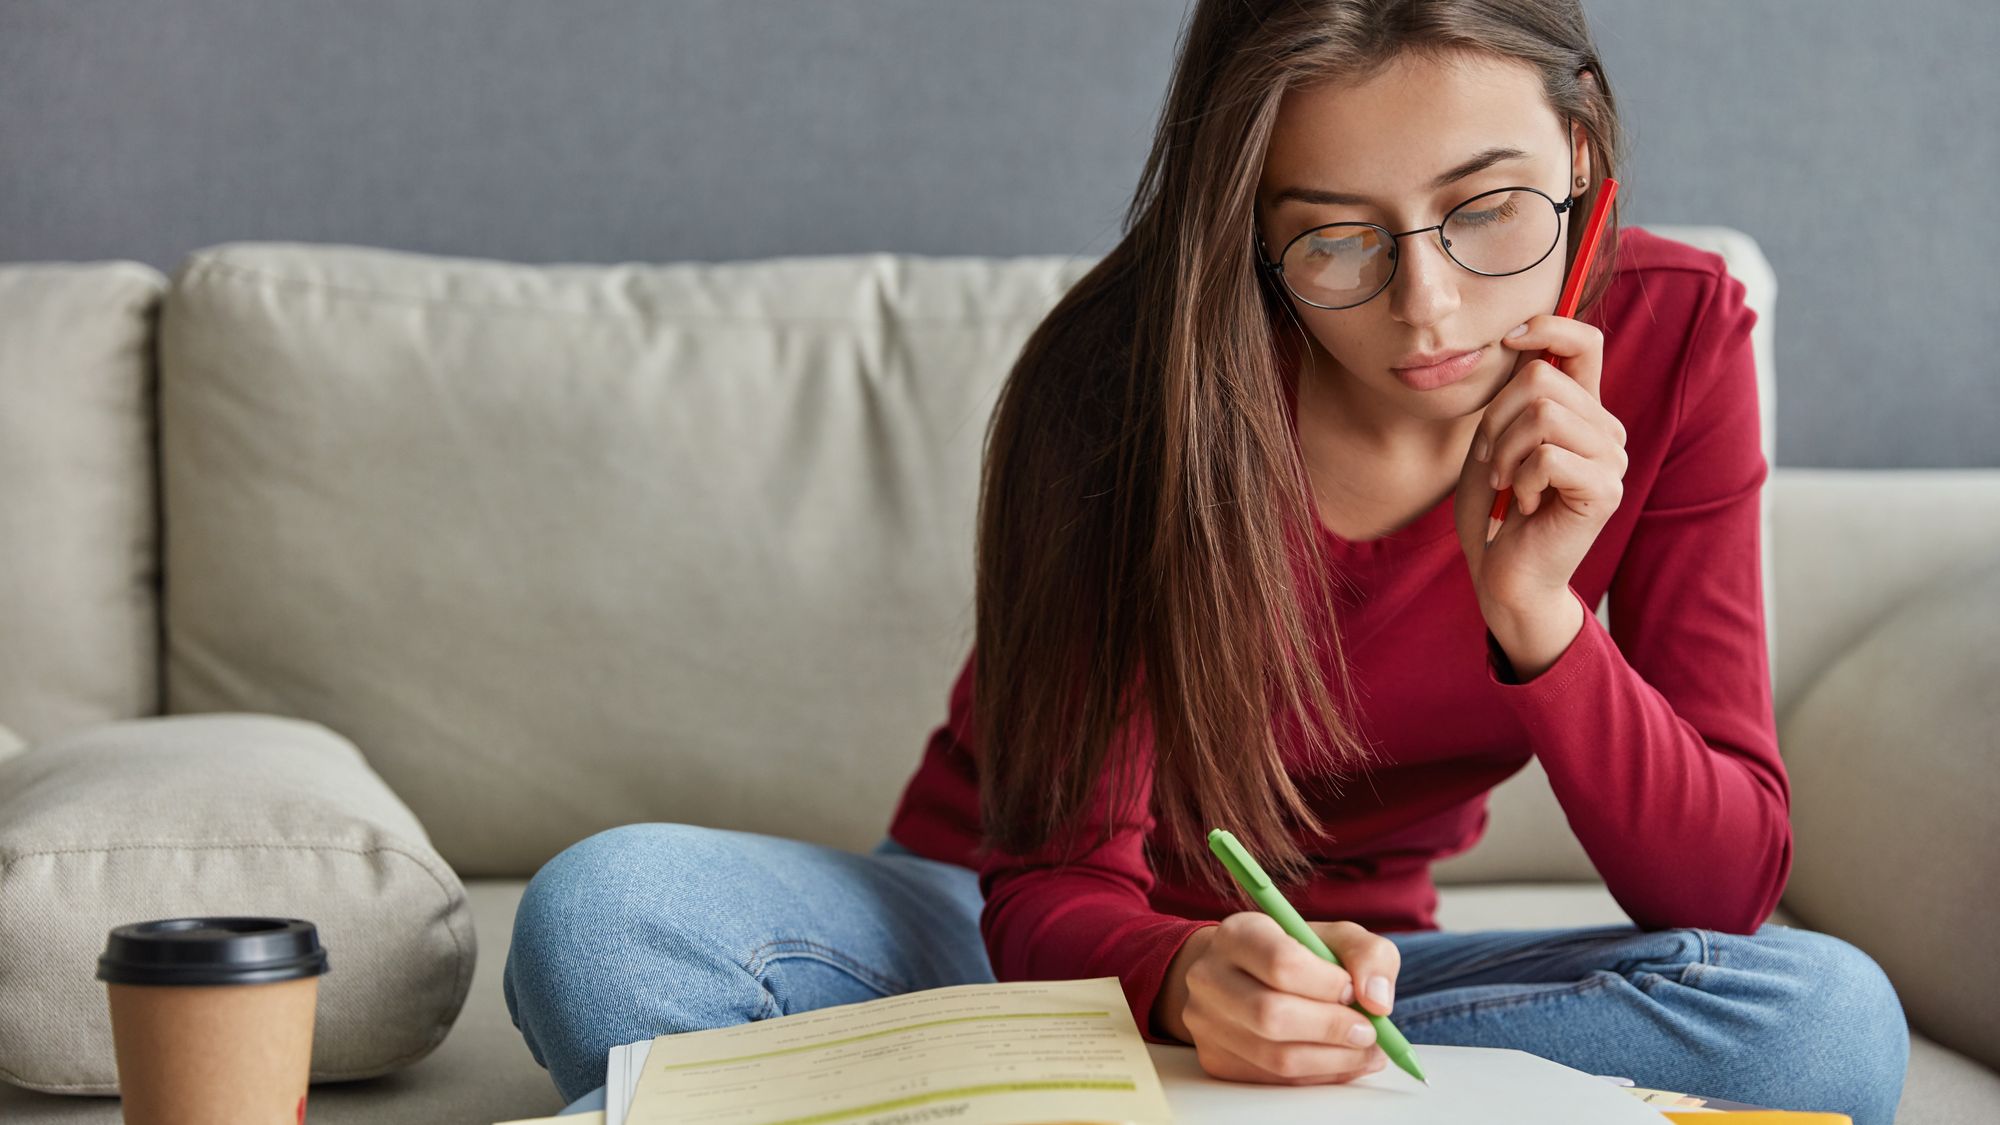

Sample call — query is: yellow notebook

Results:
[1624,1080,1853,1122]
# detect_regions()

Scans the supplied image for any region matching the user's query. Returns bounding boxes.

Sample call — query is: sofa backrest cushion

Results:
[160,243,1091,876]
[0,262,167,747]
[1778,557,2000,1070]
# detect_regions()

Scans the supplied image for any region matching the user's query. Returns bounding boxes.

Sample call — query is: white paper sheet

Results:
[1145,1040,1671,1123]
[607,1038,1665,1124]
[606,1037,632,1124]
[610,1037,645,1124]
[598,979,1668,1125]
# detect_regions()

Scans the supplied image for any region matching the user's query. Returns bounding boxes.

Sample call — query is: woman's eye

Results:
[1455,199,1521,228]
[1306,233,1366,256]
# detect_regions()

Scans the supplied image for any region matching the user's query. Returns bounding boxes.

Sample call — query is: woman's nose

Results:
[1388,231,1461,319]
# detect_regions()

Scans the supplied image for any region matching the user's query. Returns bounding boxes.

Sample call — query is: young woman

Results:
[505,3,1909,1121]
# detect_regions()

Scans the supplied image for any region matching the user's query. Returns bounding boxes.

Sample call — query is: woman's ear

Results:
[1571,68,1601,189]
[1568,117,1592,194]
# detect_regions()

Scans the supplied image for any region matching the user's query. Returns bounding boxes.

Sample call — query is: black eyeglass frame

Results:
[1257,125,1582,311]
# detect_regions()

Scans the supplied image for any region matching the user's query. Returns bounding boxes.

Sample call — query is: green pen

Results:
[1207,827,1430,1087]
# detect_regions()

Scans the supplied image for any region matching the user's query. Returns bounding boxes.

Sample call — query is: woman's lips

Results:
[1391,345,1486,390]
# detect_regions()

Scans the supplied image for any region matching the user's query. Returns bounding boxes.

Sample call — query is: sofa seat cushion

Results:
[0,714,475,1095]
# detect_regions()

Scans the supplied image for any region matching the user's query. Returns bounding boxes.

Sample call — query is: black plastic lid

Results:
[96,917,330,986]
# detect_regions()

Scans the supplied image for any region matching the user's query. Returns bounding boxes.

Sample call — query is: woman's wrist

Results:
[1152,925,1217,1044]
[1481,589,1585,683]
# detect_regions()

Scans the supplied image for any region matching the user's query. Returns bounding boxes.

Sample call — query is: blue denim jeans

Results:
[503,824,1908,1124]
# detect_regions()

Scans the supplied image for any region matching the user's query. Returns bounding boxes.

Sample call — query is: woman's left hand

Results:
[1453,314,1628,617]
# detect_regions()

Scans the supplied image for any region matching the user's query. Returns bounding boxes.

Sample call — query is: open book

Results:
[553,975,1695,1124]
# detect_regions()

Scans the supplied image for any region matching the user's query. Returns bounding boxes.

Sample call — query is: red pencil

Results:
[1485,175,1621,544]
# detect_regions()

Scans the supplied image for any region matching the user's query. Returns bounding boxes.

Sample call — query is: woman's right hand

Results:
[1162,911,1401,1085]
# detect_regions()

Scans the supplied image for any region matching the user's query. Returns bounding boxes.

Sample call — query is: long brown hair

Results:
[971,0,1626,903]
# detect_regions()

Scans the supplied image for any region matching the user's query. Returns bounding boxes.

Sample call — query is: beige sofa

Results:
[0,227,1994,1124]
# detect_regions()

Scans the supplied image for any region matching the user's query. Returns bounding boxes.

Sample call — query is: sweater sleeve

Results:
[972,680,1222,1045]
[1478,268,1790,935]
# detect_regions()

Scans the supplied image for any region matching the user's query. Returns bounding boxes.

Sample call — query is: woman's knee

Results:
[505,824,746,1002]
[1719,925,1905,1026]
[516,825,682,934]
[1705,924,1909,1112]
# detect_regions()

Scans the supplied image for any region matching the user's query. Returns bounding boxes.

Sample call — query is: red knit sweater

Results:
[884,226,1790,1044]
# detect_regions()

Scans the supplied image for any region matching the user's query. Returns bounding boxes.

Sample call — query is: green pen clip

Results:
[1207,827,1430,1087]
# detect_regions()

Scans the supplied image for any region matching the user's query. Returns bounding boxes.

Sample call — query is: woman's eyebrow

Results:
[1270,146,1533,207]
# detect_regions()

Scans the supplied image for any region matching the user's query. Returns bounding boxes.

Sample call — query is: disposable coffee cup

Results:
[96,917,330,1125]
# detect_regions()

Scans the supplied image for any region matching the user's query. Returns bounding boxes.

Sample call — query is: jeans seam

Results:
[1395,968,1615,1026]
[1679,928,1716,990]
[746,938,913,1005]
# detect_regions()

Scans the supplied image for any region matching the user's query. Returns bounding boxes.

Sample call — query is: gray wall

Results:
[3,1,1993,467]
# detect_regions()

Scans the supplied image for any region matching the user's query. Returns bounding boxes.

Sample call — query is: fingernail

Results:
[1340,981,1354,1005]
[1507,322,1528,338]
[1368,976,1392,1010]
[1472,436,1490,461]
[1348,1022,1376,1047]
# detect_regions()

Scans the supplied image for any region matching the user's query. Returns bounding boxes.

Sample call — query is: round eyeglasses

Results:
[1257,184,1578,310]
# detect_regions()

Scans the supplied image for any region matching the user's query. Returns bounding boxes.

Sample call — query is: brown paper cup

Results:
[97,918,329,1125]
[104,977,316,1124]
